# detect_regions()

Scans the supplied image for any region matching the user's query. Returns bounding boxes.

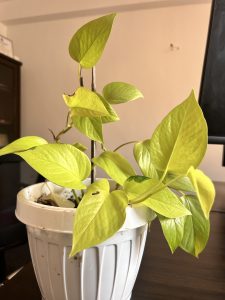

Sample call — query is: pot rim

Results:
[16,181,149,233]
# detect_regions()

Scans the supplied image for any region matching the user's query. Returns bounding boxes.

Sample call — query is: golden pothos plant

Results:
[0,13,215,258]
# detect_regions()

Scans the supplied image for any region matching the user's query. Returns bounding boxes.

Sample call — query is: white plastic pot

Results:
[16,181,148,300]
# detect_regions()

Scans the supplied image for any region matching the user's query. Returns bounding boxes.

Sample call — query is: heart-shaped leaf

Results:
[150,91,207,175]
[188,167,215,218]
[158,214,185,253]
[69,13,116,68]
[134,139,159,179]
[72,115,103,143]
[93,151,136,186]
[64,87,109,117]
[180,195,210,257]
[70,179,128,256]
[17,144,91,189]
[0,136,47,156]
[97,94,119,123]
[103,82,143,104]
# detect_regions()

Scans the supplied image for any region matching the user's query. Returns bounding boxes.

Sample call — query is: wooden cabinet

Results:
[0,53,22,143]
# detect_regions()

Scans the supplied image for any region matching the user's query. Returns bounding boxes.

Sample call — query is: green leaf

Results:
[69,13,116,68]
[92,151,136,186]
[124,178,191,218]
[0,136,47,156]
[158,214,185,253]
[16,144,91,189]
[180,195,210,257]
[103,82,143,104]
[188,167,215,219]
[164,174,195,192]
[70,179,128,256]
[150,91,208,175]
[134,139,159,179]
[63,87,110,117]
[72,115,103,143]
[97,94,119,123]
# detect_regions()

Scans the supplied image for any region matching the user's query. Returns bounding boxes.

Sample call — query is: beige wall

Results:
[0,22,6,36]
[7,2,224,181]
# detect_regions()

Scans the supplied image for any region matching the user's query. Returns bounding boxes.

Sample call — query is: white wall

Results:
[7,1,224,181]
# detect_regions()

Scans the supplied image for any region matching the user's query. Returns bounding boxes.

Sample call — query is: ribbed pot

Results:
[16,182,148,300]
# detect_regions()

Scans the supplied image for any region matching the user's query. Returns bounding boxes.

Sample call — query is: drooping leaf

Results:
[103,82,143,104]
[150,91,208,175]
[134,139,159,179]
[16,144,91,189]
[180,195,210,257]
[124,177,191,218]
[158,214,185,253]
[0,136,48,156]
[71,115,103,143]
[70,179,128,256]
[63,87,110,117]
[97,94,119,123]
[92,151,136,186]
[188,167,215,219]
[69,13,116,68]
[164,174,195,192]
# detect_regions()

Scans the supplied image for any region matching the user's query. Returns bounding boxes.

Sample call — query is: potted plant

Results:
[0,13,215,300]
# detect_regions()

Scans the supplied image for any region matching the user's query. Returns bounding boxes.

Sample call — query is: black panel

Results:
[199,0,225,144]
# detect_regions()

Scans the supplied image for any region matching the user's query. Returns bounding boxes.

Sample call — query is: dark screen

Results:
[199,0,225,144]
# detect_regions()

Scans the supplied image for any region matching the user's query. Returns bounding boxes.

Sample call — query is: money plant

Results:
[0,14,215,258]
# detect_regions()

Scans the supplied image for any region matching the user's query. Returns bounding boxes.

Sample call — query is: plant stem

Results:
[54,123,72,143]
[130,174,182,205]
[79,65,84,87]
[72,189,80,207]
[113,140,138,152]
[91,66,96,183]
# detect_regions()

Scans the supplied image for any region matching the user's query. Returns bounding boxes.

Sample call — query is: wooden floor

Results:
[133,182,225,300]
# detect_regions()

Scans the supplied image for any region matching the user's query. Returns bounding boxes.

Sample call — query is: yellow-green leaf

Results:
[134,139,159,179]
[158,214,185,253]
[103,82,143,104]
[72,115,103,143]
[16,144,91,189]
[70,179,128,256]
[180,195,210,257]
[150,91,208,175]
[164,174,195,192]
[63,87,110,117]
[98,94,119,123]
[125,178,191,218]
[188,167,215,219]
[93,151,136,186]
[0,136,47,156]
[69,13,116,68]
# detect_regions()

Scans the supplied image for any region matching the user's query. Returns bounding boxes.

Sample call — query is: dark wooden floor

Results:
[0,182,225,300]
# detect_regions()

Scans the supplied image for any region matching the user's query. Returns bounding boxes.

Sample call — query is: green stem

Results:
[72,189,80,206]
[55,123,72,143]
[113,140,138,152]
[130,174,182,205]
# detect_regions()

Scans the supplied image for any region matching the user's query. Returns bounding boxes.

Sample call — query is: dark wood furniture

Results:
[0,53,21,143]
[0,182,225,299]
[0,53,25,283]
